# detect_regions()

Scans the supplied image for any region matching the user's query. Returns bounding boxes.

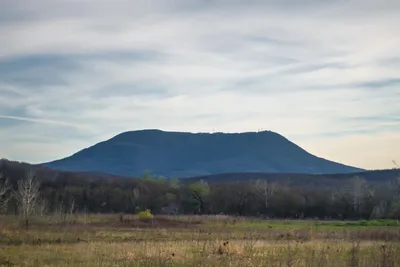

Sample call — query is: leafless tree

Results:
[68,196,75,215]
[349,176,373,212]
[36,198,48,217]
[65,196,76,223]
[370,200,388,219]
[14,171,40,229]
[52,202,65,222]
[392,176,400,198]
[253,179,276,212]
[130,187,140,213]
[0,172,10,212]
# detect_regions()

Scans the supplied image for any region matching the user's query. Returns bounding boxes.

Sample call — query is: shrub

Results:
[138,209,153,220]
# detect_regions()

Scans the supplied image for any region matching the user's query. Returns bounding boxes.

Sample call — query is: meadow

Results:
[0,215,399,267]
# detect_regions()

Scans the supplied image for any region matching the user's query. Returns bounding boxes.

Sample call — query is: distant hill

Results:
[1,159,397,190]
[42,129,364,177]
[185,169,400,187]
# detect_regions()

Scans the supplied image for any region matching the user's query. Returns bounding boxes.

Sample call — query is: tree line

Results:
[1,165,400,221]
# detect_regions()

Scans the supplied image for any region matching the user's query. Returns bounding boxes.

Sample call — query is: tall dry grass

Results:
[0,214,399,267]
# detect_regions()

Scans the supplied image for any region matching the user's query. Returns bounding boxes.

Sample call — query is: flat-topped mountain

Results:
[43,129,364,177]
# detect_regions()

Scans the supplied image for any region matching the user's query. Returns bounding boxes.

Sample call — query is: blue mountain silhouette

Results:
[43,129,364,177]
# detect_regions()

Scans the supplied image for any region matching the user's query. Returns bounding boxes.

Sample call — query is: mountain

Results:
[43,129,364,177]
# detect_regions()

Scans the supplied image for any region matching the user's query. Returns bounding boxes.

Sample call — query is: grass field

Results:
[0,215,399,266]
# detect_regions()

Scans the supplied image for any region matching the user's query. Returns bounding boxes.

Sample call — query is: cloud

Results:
[0,114,84,128]
[0,0,399,169]
[356,78,400,89]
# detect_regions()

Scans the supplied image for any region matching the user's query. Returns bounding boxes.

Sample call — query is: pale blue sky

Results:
[1,0,399,169]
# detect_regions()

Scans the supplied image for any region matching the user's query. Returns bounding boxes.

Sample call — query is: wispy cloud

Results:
[0,115,84,128]
[0,0,399,169]
[356,78,400,89]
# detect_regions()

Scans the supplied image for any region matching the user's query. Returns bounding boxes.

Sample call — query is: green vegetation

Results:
[314,219,400,228]
[138,209,154,220]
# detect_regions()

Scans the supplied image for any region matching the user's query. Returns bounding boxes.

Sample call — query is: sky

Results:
[0,0,399,170]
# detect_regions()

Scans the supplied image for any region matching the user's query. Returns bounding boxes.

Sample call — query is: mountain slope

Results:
[43,129,364,177]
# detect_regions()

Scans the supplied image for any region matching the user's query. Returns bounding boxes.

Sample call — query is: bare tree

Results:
[36,198,48,217]
[133,187,140,207]
[392,176,400,198]
[14,171,40,229]
[370,200,388,219]
[0,172,10,212]
[229,183,252,216]
[388,177,400,218]
[349,176,373,213]
[68,196,75,215]
[253,179,276,214]
[52,201,65,222]
[65,196,76,223]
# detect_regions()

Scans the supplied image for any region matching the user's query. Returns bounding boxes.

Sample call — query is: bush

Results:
[138,209,153,220]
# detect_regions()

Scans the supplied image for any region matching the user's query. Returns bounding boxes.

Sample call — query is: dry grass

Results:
[0,215,399,266]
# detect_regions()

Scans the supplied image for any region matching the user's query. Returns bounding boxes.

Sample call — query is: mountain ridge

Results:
[1,158,397,188]
[43,129,364,177]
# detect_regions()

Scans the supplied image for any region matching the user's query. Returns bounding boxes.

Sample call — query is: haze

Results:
[0,0,399,170]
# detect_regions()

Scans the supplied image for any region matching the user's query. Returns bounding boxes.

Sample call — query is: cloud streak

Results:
[0,115,84,129]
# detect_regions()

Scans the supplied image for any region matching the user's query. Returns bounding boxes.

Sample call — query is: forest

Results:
[1,159,400,220]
